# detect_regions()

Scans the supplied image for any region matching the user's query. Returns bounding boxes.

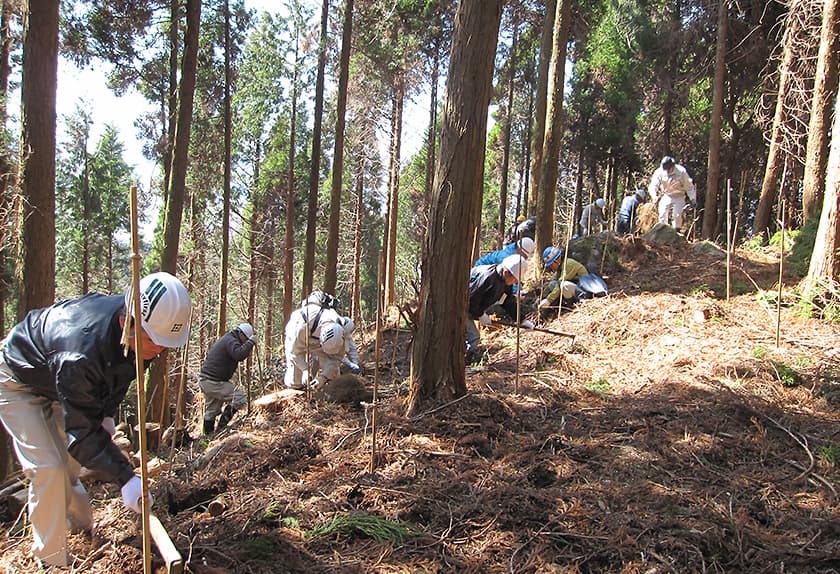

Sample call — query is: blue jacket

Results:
[474,242,518,267]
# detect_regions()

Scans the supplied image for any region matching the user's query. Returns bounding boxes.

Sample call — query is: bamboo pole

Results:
[726,179,731,303]
[170,307,192,457]
[125,184,153,574]
[776,198,786,348]
[370,250,384,472]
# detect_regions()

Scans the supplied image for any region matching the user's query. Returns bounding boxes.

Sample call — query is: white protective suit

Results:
[284,302,344,388]
[648,163,696,230]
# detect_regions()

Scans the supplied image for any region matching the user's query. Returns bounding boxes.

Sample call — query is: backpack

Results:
[300,291,340,338]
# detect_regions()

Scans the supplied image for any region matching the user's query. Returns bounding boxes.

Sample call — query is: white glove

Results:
[521,319,535,330]
[343,360,360,373]
[538,299,551,309]
[249,333,258,345]
[121,476,152,514]
[102,417,116,437]
[479,313,492,326]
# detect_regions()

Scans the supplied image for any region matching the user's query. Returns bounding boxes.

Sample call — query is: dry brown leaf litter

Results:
[1,239,839,573]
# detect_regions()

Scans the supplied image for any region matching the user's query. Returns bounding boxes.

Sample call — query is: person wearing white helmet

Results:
[0,272,191,568]
[283,292,345,389]
[647,156,696,232]
[538,246,589,313]
[466,254,534,363]
[579,197,608,236]
[198,322,257,435]
[473,236,535,267]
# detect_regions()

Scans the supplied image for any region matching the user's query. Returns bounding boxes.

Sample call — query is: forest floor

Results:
[2,233,840,573]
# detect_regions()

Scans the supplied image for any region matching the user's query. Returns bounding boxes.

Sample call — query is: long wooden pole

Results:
[170,308,192,457]
[726,179,731,303]
[776,198,786,348]
[127,184,153,573]
[370,249,384,472]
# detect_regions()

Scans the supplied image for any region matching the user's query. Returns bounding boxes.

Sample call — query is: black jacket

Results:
[2,293,140,487]
[199,329,254,382]
[468,264,517,320]
[503,216,536,245]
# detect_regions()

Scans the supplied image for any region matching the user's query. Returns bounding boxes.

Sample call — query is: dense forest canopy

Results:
[0,0,836,426]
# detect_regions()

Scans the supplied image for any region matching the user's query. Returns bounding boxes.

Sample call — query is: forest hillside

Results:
[1,233,839,574]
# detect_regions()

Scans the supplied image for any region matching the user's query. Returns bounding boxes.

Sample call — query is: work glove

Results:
[538,299,551,309]
[102,416,116,437]
[342,358,361,374]
[479,313,492,326]
[249,333,258,345]
[121,476,153,514]
[520,319,535,330]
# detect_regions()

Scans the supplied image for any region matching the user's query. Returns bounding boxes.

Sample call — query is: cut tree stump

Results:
[253,388,304,410]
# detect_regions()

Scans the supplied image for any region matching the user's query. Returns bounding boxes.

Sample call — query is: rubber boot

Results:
[217,405,236,431]
[203,418,215,435]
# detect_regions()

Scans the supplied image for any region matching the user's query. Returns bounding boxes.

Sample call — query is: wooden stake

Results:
[126,184,153,574]
[776,198,786,348]
[370,249,384,473]
[171,306,192,457]
[726,179,731,303]
[149,514,184,574]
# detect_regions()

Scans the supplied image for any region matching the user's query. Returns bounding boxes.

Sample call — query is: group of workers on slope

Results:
[580,156,697,237]
[466,210,600,363]
[0,270,361,568]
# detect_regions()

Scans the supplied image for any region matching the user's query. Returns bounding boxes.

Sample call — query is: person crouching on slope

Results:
[284,293,346,389]
[466,254,534,364]
[0,272,191,568]
[538,246,589,313]
[199,322,257,435]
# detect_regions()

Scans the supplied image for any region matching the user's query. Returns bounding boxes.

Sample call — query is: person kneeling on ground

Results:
[474,236,535,267]
[538,246,589,313]
[284,293,346,388]
[467,254,534,363]
[0,272,191,568]
[199,323,256,435]
[616,189,647,235]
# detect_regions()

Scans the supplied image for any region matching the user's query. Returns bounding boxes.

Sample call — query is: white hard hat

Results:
[595,198,605,209]
[319,322,345,355]
[125,272,191,348]
[501,254,528,282]
[237,323,254,338]
[341,316,355,335]
[517,237,535,259]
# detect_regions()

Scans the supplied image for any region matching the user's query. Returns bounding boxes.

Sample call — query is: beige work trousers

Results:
[198,378,247,420]
[0,359,92,567]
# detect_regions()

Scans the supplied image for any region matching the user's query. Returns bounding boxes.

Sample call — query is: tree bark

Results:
[527,0,555,208]
[497,13,518,249]
[754,0,804,239]
[153,0,201,426]
[323,0,352,294]
[284,40,298,327]
[407,0,502,417]
[422,38,440,246]
[384,72,403,308]
[303,0,329,297]
[802,0,840,221]
[217,0,231,338]
[17,0,58,318]
[352,164,363,321]
[803,85,840,294]
[534,0,571,256]
[703,0,728,240]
